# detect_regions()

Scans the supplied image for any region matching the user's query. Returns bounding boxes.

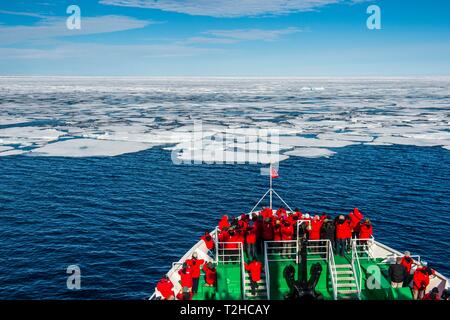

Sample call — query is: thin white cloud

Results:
[186,27,301,44]
[0,42,219,60]
[0,15,153,45]
[0,9,47,18]
[205,27,301,41]
[100,0,342,17]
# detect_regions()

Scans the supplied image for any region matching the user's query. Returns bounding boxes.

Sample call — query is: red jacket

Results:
[273,224,282,241]
[202,264,217,285]
[359,224,373,239]
[308,216,326,240]
[186,258,204,278]
[218,215,230,231]
[261,208,273,220]
[353,208,363,220]
[281,224,294,241]
[156,278,174,299]
[349,213,361,229]
[226,232,241,249]
[201,234,215,250]
[178,269,193,288]
[245,261,262,282]
[245,228,257,244]
[413,268,430,290]
[262,221,274,240]
[335,220,352,239]
[276,207,287,218]
[401,256,414,273]
[218,230,229,242]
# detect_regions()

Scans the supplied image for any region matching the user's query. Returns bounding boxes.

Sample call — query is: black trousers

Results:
[251,280,259,295]
[192,277,199,294]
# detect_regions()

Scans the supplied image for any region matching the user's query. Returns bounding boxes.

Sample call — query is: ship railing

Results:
[216,242,243,264]
[264,243,271,300]
[327,240,338,300]
[380,253,421,266]
[350,236,375,260]
[351,240,363,300]
[264,240,298,262]
[304,239,329,261]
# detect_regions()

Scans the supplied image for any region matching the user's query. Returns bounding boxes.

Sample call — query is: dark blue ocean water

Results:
[0,145,449,299]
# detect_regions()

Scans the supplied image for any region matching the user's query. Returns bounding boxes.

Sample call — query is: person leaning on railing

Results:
[412,263,435,300]
[389,257,407,288]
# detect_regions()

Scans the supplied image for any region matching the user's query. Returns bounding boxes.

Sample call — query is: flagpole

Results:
[269,163,273,209]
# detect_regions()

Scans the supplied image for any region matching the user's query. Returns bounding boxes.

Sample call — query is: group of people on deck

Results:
[155,206,442,300]
[155,251,217,300]
[155,206,373,300]
[216,206,373,260]
[388,252,440,300]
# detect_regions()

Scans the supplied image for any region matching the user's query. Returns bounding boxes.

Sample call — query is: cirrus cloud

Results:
[100,0,342,17]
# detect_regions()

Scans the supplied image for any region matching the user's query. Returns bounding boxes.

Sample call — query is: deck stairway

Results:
[244,264,268,300]
[335,263,359,299]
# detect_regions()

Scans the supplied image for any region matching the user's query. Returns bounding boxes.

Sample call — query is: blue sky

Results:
[0,0,449,76]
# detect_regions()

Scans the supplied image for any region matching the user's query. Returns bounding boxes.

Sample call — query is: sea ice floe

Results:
[29,139,153,157]
[283,148,336,158]
[0,77,449,160]
[278,136,359,148]
[316,133,374,142]
[0,126,64,145]
[176,150,289,164]
[372,135,446,147]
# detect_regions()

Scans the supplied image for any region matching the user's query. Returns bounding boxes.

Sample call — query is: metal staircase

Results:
[335,263,359,299]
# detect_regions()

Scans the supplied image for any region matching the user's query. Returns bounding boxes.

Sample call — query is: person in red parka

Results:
[202,262,217,287]
[245,258,262,296]
[262,218,274,241]
[422,287,440,300]
[358,219,373,239]
[335,215,352,257]
[276,207,287,219]
[185,252,205,294]
[245,224,257,259]
[358,218,373,250]
[238,214,249,230]
[260,207,273,220]
[218,215,230,231]
[226,228,241,263]
[178,263,193,290]
[201,232,215,253]
[156,275,175,300]
[308,215,326,240]
[349,208,363,237]
[273,220,282,241]
[176,287,193,300]
[400,251,416,286]
[413,266,434,300]
[308,215,326,253]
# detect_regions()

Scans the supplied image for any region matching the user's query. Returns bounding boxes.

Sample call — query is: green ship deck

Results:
[190,244,414,301]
